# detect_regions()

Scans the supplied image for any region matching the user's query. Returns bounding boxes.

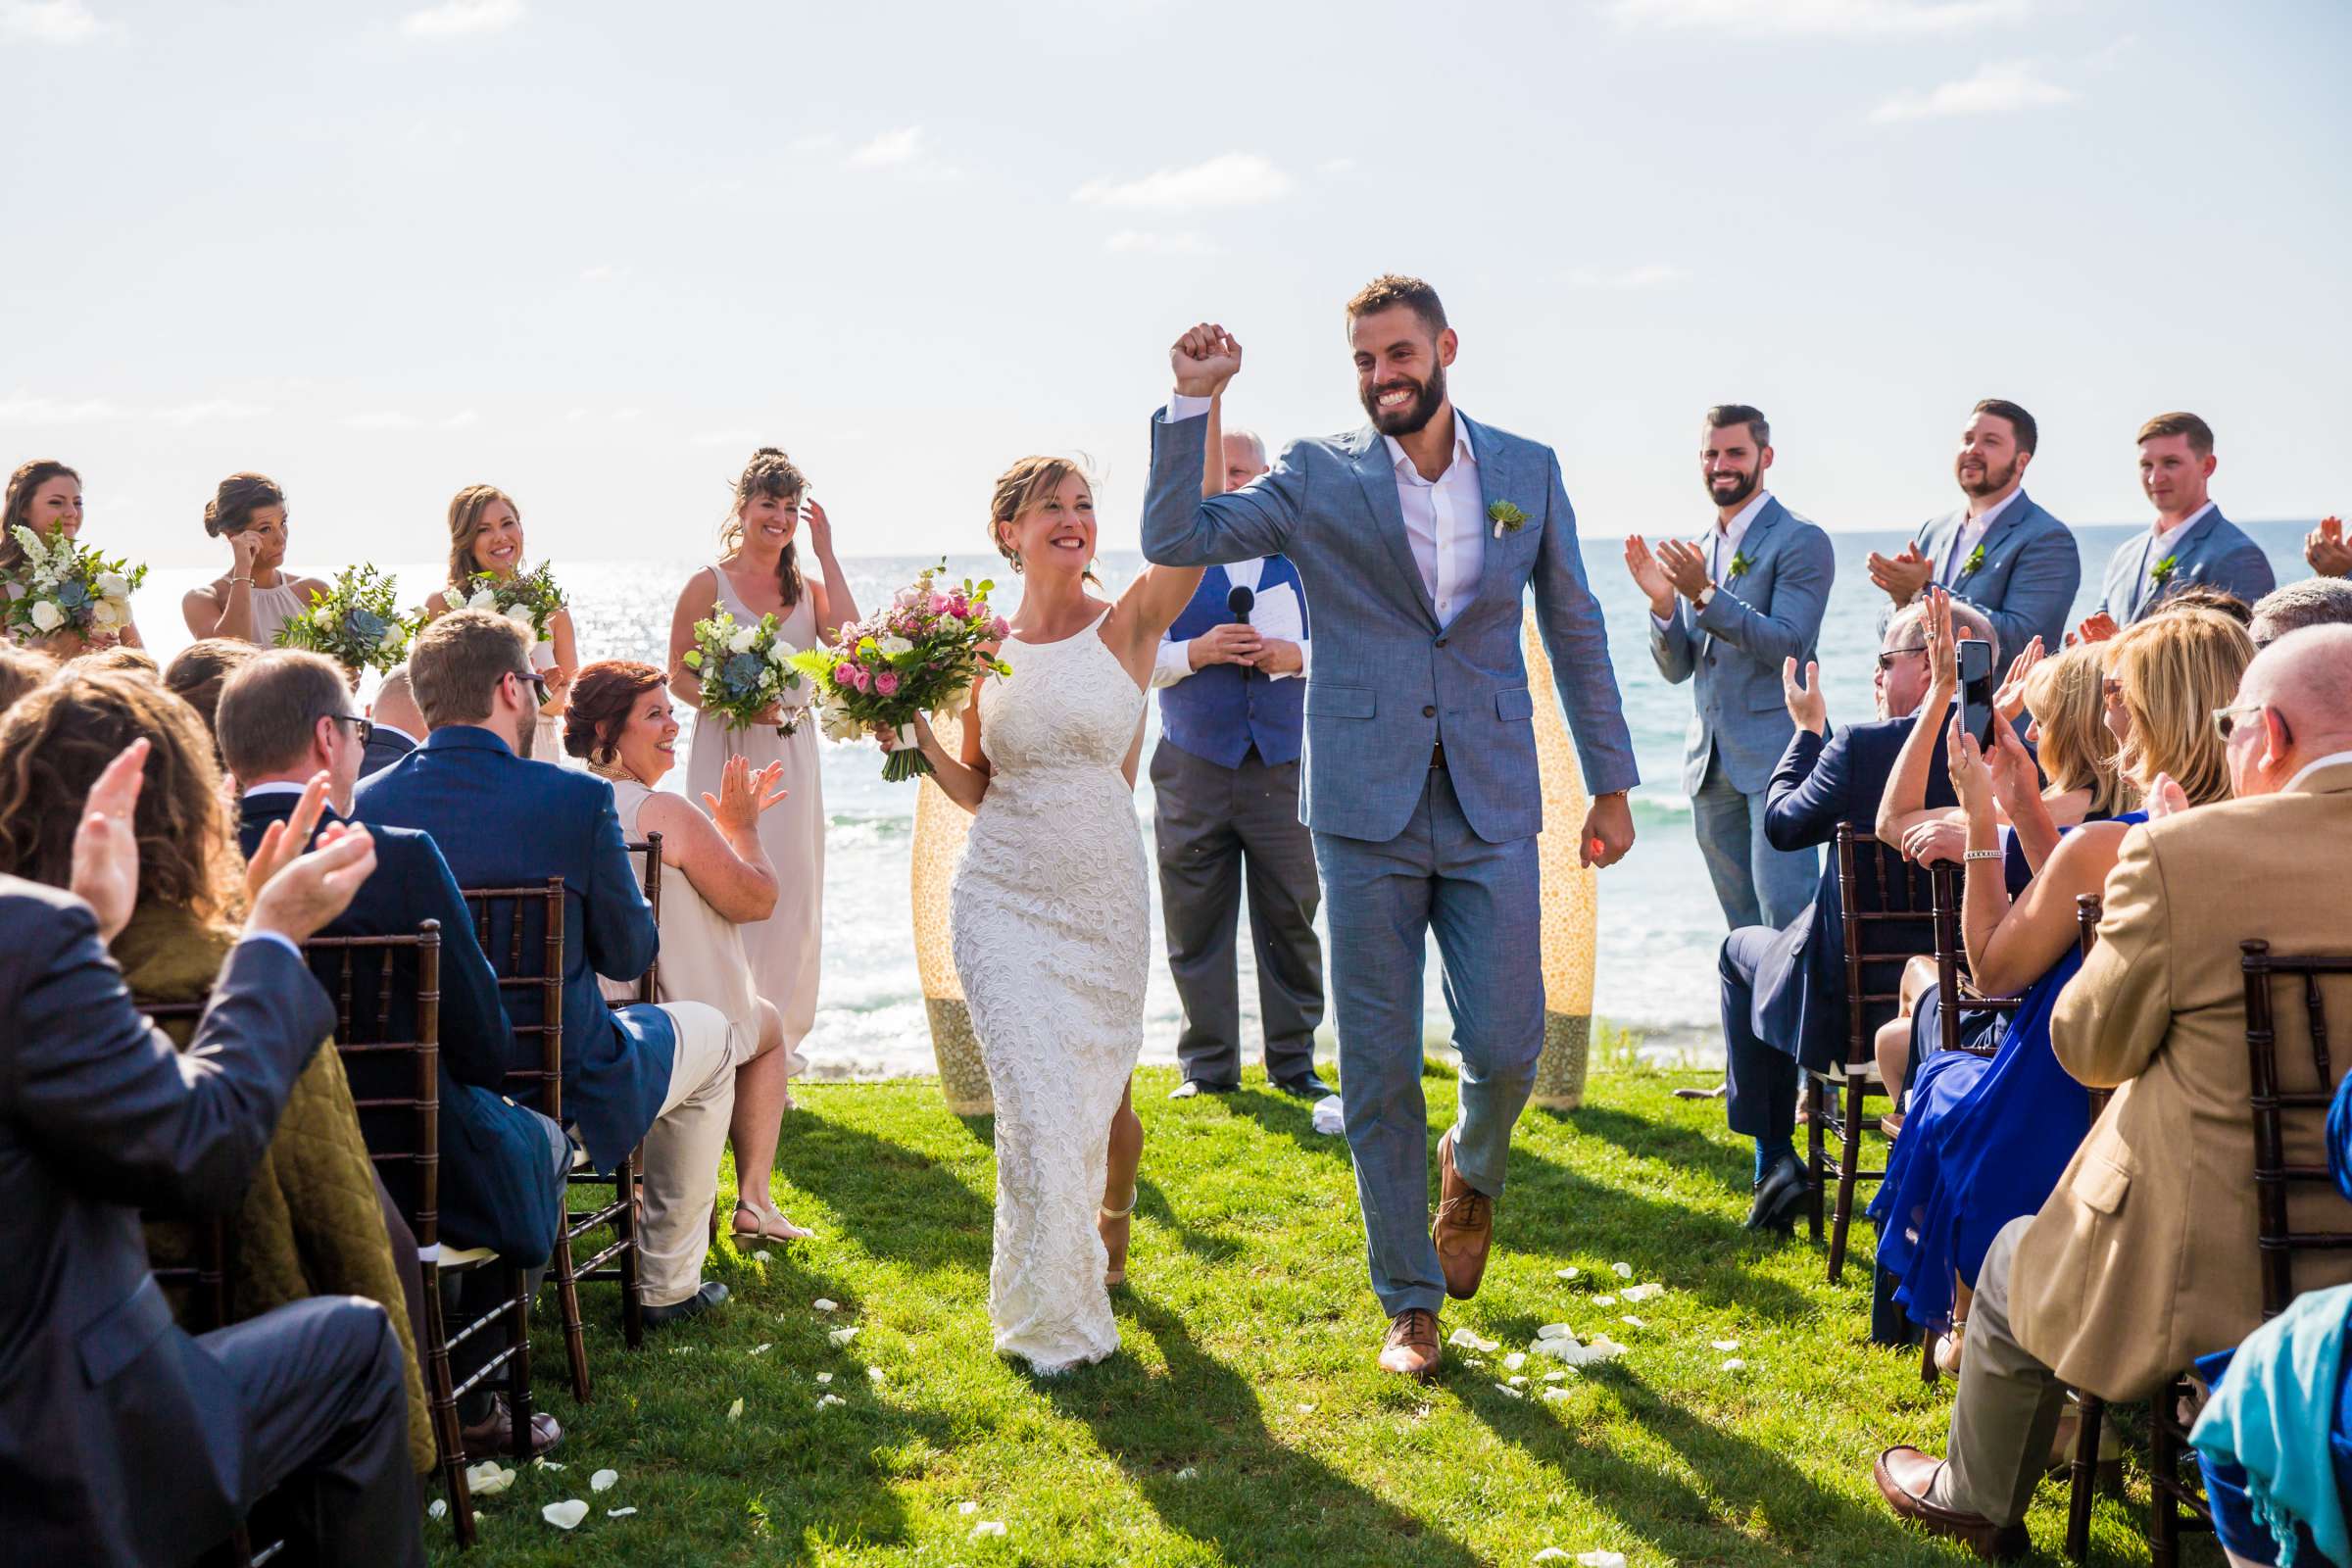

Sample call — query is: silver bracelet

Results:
[1963,848,2002,862]
[228,576,253,586]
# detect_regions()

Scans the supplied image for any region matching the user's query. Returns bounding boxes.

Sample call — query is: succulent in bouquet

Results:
[273,564,415,673]
[682,606,807,736]
[4,525,146,645]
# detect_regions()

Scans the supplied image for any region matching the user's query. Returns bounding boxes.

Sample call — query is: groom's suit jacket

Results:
[1141,408,1638,844]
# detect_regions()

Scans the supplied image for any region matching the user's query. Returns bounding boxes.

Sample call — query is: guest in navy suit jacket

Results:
[361,663,423,779]
[356,612,741,1324]
[1718,597,1971,1230]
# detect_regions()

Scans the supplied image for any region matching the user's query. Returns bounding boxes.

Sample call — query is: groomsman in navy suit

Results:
[360,663,423,778]
[1151,425,1330,1102]
[2081,411,2277,639]
[1867,399,2081,661]
[1628,405,1835,932]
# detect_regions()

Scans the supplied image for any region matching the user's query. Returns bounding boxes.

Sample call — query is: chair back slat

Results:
[1929,860,2025,1057]
[305,923,442,1250]
[1837,825,1937,1064]
[2238,940,2352,1320]
[621,834,663,1005]
[460,879,566,1122]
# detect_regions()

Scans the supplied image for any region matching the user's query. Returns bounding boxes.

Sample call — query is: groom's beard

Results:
[1362,364,1446,436]
[1704,468,1760,510]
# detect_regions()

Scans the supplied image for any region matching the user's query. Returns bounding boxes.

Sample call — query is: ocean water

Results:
[128,518,2319,1075]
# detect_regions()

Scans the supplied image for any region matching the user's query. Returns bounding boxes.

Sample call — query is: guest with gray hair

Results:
[2249,575,2352,649]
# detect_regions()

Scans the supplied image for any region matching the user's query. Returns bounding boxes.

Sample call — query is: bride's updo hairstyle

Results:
[203,472,284,539]
[564,659,666,768]
[987,455,1100,584]
[720,447,808,612]
[444,483,519,591]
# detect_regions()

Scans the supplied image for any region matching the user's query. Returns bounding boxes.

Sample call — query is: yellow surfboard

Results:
[1523,619,1600,1109]
[909,707,994,1115]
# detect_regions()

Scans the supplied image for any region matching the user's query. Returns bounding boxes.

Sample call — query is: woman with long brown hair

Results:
[421,483,577,762]
[662,448,859,1215]
[180,472,331,647]
[2,459,145,655]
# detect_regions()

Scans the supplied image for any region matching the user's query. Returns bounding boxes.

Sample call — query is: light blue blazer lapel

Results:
[1953,493,2027,590]
[1464,416,1516,615]
[1349,428,1441,629]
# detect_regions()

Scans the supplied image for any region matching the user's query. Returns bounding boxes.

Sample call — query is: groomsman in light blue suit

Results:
[1866,399,2080,662]
[1140,277,1640,1380]
[1628,406,1834,933]
[2082,411,2277,638]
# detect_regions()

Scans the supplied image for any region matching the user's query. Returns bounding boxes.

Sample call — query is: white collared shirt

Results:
[242,780,309,799]
[1382,418,1484,628]
[368,720,418,750]
[1152,555,1312,689]
[1652,490,1771,630]
[2283,749,2352,794]
[1943,487,2027,584]
[2151,500,2217,557]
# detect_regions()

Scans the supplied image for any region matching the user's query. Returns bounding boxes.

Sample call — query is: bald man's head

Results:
[1221,429,1269,493]
[2224,624,2352,799]
[369,663,426,740]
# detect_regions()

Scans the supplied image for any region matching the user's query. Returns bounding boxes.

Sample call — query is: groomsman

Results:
[1152,426,1330,1102]
[1627,405,1835,932]
[2081,412,2276,639]
[1866,399,2080,660]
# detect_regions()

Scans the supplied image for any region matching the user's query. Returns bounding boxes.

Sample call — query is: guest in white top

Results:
[181,472,331,649]
[565,659,811,1244]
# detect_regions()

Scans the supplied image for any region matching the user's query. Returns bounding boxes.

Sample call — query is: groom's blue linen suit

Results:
[1142,404,1638,1316]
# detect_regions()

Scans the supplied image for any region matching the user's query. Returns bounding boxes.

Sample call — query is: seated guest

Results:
[566,661,808,1244]
[216,649,570,1457]
[2251,575,2352,650]
[162,637,260,757]
[1718,595,1993,1230]
[363,662,424,777]
[0,672,438,1484]
[66,643,160,679]
[0,642,53,715]
[0,733,420,1568]
[357,611,743,1325]
[1876,623,2352,1559]
[1871,608,2249,1373]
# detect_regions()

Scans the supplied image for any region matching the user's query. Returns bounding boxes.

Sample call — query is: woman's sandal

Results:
[732,1200,813,1245]
[1100,1192,1136,1288]
[1936,1318,1968,1377]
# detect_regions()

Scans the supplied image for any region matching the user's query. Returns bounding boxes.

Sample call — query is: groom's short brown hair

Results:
[1346,274,1447,340]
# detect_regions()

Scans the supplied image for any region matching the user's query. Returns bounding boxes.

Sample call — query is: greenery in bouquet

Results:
[789,564,1012,783]
[462,560,567,639]
[273,564,414,673]
[683,606,807,736]
[4,525,146,643]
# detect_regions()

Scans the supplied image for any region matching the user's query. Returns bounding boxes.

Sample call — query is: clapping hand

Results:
[240,771,376,945]
[243,772,335,910]
[1622,536,1676,619]
[1984,711,2043,815]
[2307,514,2351,577]
[1170,323,1243,399]
[1920,586,1959,696]
[68,738,150,943]
[2144,770,2191,820]
[1653,537,1712,602]
[1866,543,1934,604]
[1782,658,1827,735]
[1992,635,2045,722]
[707,756,789,832]
[2073,611,2119,647]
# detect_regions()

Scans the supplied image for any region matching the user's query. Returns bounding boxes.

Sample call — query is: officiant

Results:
[1151,426,1331,1102]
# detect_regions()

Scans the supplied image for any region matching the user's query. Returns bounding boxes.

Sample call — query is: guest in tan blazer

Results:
[1876,622,2352,1560]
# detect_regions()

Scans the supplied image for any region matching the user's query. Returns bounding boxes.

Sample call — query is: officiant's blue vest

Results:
[1157,557,1308,768]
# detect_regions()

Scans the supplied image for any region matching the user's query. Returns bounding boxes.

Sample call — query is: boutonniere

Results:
[2150,554,2179,588]
[1487,500,1528,540]
[1727,551,1754,580]
[1963,543,1987,577]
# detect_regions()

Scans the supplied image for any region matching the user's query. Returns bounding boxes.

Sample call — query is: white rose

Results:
[314,605,339,629]
[504,604,532,627]
[94,572,129,599]
[28,599,64,633]
[820,702,864,743]
[89,601,121,628]
[766,639,796,666]
[877,634,913,659]
[466,588,498,612]
[379,628,404,651]
[727,626,759,655]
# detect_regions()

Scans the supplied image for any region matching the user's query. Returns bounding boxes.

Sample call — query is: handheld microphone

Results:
[1227,585,1255,680]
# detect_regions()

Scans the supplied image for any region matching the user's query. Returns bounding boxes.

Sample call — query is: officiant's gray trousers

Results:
[1316,766,1544,1318]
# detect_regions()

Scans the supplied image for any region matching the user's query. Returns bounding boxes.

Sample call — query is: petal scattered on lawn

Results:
[1544,1370,1567,1383]
[1494,1383,1523,1398]
[668,1346,695,1354]
[750,1343,773,1356]
[815,1372,833,1384]
[1543,1387,1573,1402]
[1620,1316,1645,1329]
[868,1366,886,1383]
[812,1298,839,1313]
[1503,1351,1528,1371]
[591,1469,618,1493]
[753,1250,772,1263]
[1621,1283,1665,1302]
[1539,1322,1574,1340]
[1534,1552,1571,1563]
[1508,1375,1528,1387]
[542,1499,588,1531]
[959,1501,979,1515]
[970,1520,1007,1539]
[1174,1466,1199,1481]
[818,1393,847,1408]
[1592,1296,1617,1307]
[1722,1357,1747,1372]
[1711,1340,1740,1351]
[1611,1261,1633,1279]
[607,1507,637,1518]
[533,1458,564,1470]
[1555,1266,1582,1281]
[1578,1553,1629,1568]
[1448,1327,1500,1353]
[428,1499,448,1520]
[1296,1403,1314,1414]
[829,1327,860,1347]
[466,1461,517,1496]
[726,1397,745,1421]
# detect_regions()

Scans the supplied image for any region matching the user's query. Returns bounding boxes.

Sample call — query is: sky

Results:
[4,0,2348,574]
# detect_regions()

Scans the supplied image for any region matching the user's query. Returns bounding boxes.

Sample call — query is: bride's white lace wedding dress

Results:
[950,608,1148,1374]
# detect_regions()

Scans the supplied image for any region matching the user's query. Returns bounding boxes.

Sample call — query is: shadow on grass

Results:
[1133,1174,1244,1268]
[1560,1101,1752,1191]
[1223,1084,1353,1155]
[766,1109,996,1274]
[1044,1291,1488,1568]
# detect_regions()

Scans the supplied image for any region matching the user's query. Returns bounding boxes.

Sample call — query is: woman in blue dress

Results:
[1870,603,2255,1368]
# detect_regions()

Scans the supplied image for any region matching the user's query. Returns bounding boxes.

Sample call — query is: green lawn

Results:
[432,1063,2206,1566]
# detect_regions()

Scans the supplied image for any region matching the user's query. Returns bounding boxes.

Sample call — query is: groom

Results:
[1141,276,1640,1378]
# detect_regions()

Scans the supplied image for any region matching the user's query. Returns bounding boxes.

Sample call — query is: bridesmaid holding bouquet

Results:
[421,484,577,763]
[665,448,859,1238]
[1,459,147,656]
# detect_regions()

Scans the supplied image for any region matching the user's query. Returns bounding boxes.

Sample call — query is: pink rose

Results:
[842,662,869,693]
[874,670,901,697]
[946,594,969,617]
[990,616,1011,640]
[929,592,952,615]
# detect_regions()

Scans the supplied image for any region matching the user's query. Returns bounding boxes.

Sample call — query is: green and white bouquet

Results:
[682,606,808,736]
[274,564,414,672]
[4,525,146,643]
[462,563,567,665]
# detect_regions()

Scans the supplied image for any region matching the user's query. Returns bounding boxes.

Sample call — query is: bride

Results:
[885,373,1229,1373]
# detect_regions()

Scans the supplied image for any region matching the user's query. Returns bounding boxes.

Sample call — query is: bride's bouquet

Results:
[4,525,146,644]
[275,564,414,672]
[682,606,807,737]
[461,562,566,667]
[791,564,1011,782]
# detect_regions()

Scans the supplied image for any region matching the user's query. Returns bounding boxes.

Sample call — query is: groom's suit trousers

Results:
[1316,765,1544,1318]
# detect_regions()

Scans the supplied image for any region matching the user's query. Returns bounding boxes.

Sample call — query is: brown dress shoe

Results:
[461,1393,561,1462]
[1432,1130,1493,1300]
[1379,1307,1442,1380]
[1872,1446,2030,1561]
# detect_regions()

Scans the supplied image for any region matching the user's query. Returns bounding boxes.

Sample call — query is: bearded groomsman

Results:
[2077,412,2277,641]
[1152,425,1331,1102]
[1865,399,2080,661]
[1627,405,1835,932]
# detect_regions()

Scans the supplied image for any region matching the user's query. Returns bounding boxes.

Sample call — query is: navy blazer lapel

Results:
[1350,431,1441,629]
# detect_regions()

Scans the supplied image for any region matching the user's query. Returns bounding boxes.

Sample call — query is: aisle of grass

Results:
[433,1064,2196,1565]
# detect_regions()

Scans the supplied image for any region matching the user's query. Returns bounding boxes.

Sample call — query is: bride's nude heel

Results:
[1100,1193,1136,1288]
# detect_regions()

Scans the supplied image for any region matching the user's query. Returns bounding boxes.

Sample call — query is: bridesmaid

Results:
[421,484,577,764]
[180,472,330,647]
[664,447,858,1200]
[1,459,145,655]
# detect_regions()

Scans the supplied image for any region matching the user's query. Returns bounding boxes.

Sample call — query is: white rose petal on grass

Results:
[1611,1262,1633,1279]
[1173,1466,1199,1481]
[1621,1283,1665,1302]
[815,1372,833,1384]
[868,1367,886,1384]
[971,1519,1008,1540]
[533,1457,564,1470]
[591,1469,618,1493]
[1543,1387,1574,1402]
[1494,1383,1523,1398]
[1503,1351,1527,1371]
[750,1343,773,1356]
[1447,1327,1499,1353]
[1722,1357,1747,1372]
[1544,1370,1567,1383]
[1508,1376,1529,1388]
[542,1499,589,1531]
[1539,1322,1574,1340]
[1578,1553,1630,1568]
[1555,1266,1582,1281]
[829,1326,860,1347]
[726,1396,745,1421]
[607,1507,638,1518]
[812,1298,838,1313]
[1592,1296,1616,1307]
[958,1501,979,1516]
[818,1393,847,1408]
[1534,1552,1571,1563]
[1711,1339,1740,1352]
[428,1499,449,1521]
[1620,1316,1645,1329]
[466,1461,517,1495]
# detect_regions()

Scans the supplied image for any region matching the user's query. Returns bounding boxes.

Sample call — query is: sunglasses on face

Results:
[1876,644,1928,671]
[2212,702,2266,741]
[510,669,550,699]
[327,712,375,746]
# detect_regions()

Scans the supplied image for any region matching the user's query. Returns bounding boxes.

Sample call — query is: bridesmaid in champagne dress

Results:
[665,448,860,1242]
[1,460,147,656]
[178,472,330,650]
[421,484,578,766]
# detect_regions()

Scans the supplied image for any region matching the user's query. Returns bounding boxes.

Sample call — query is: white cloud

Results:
[0,391,119,422]
[400,0,523,39]
[1606,0,2027,35]
[343,411,420,431]
[1073,153,1293,211]
[1563,264,1690,289]
[848,125,926,169]
[610,408,642,424]
[1103,229,1219,257]
[441,410,480,429]
[579,263,627,283]
[0,1,114,43]
[157,398,266,424]
[1318,157,1358,176]
[1870,59,2076,122]
[788,132,841,155]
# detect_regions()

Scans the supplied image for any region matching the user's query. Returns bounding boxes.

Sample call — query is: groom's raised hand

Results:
[1170,322,1243,399]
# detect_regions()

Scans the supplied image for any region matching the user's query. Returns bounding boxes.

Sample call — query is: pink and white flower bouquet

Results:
[790,564,1010,782]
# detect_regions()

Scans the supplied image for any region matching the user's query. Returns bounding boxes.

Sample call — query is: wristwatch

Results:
[1694,584,1718,610]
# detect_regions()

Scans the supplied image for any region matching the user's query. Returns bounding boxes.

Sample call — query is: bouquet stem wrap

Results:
[883,722,929,783]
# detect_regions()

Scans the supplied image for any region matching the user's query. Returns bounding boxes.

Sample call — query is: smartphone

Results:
[1956,637,1998,751]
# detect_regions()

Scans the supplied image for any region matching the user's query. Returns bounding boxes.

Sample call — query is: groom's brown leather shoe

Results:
[1378,1308,1442,1380]
[1432,1130,1493,1300]
[1872,1446,2031,1561]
